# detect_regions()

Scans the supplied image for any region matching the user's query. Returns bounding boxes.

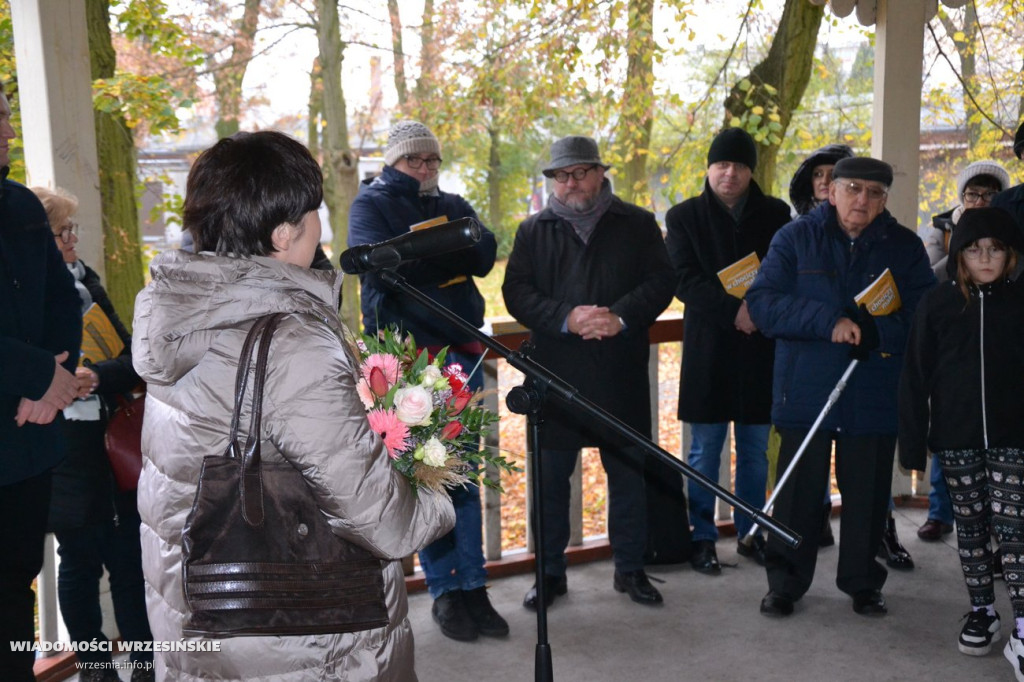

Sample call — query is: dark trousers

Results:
[54,491,153,666]
[765,428,893,600]
[0,471,52,682]
[537,446,647,576]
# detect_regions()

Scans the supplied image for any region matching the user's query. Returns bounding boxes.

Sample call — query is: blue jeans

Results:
[687,422,769,541]
[418,350,488,599]
[927,452,954,524]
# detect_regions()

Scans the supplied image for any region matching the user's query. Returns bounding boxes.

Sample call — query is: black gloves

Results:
[848,304,879,361]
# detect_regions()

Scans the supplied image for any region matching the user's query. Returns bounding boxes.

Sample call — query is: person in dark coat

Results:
[503,135,675,609]
[664,127,791,575]
[898,207,1024,664]
[746,157,936,619]
[33,186,154,681]
[348,121,505,643]
[789,143,854,551]
[990,121,1024,236]
[913,160,1009,550]
[0,83,82,681]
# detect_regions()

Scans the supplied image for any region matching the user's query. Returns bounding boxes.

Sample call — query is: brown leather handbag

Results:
[181,313,389,637]
[105,393,145,492]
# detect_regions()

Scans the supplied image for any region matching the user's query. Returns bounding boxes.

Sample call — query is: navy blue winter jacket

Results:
[347,166,497,347]
[746,203,936,435]
[0,172,82,485]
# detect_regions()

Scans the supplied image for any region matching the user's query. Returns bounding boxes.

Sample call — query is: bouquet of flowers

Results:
[354,328,514,493]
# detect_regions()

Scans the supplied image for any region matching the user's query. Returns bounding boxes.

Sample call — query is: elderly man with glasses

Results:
[746,157,936,619]
[502,135,675,609]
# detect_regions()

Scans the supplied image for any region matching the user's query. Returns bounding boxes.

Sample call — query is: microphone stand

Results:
[376,269,800,682]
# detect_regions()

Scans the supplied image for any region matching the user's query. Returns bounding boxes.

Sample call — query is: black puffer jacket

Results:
[898,208,1024,470]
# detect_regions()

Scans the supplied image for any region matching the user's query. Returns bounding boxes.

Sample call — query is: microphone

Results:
[339,217,482,274]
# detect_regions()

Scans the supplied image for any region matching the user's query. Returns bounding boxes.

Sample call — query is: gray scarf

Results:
[67,260,93,314]
[547,179,614,244]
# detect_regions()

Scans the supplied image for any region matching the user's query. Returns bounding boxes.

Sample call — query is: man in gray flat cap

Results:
[502,135,675,609]
[746,156,935,618]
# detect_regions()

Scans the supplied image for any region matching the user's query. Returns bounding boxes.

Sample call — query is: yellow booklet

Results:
[410,215,449,232]
[854,268,902,316]
[80,303,124,366]
[717,252,761,299]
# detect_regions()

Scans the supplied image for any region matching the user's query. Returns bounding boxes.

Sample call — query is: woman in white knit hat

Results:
[920,160,1010,282]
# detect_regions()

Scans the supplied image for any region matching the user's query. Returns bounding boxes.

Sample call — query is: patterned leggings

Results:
[937,447,1024,618]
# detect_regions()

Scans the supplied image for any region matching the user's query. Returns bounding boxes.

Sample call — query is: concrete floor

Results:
[410,506,1014,682]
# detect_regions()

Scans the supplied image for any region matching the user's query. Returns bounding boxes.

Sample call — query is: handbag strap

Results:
[227,312,286,527]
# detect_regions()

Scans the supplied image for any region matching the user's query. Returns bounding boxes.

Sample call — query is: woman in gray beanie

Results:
[921,160,1010,282]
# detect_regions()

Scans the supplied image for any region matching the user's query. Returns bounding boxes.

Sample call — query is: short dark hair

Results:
[184,131,323,256]
[963,174,1003,192]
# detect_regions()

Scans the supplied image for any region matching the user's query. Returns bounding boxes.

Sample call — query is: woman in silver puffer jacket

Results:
[132,131,454,681]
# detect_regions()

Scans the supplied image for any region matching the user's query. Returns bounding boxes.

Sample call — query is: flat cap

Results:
[832,157,893,187]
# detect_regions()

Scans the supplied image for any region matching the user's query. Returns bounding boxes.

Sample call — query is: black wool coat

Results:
[502,196,675,449]
[665,179,791,424]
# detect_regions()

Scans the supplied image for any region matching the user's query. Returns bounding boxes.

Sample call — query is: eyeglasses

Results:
[962,245,1006,260]
[54,222,78,244]
[838,181,888,201]
[403,155,442,170]
[553,165,597,184]
[962,190,999,205]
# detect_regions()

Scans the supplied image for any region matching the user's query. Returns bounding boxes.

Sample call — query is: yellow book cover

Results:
[80,303,124,366]
[716,252,761,299]
[410,215,449,232]
[854,268,902,316]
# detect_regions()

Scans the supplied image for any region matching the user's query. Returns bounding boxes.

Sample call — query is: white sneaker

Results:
[1005,629,1024,681]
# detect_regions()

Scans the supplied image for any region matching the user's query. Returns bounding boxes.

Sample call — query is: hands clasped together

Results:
[568,305,624,341]
[15,352,82,426]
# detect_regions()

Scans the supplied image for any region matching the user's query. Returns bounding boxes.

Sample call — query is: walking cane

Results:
[740,358,859,547]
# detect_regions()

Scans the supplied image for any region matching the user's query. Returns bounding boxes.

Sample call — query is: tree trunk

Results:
[724,0,825,193]
[86,0,144,328]
[615,0,655,207]
[413,0,436,107]
[388,0,408,105]
[308,57,322,158]
[486,126,502,232]
[938,3,981,150]
[316,0,360,330]
[212,0,261,139]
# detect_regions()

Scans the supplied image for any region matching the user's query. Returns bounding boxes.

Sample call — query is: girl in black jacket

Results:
[898,207,1024,672]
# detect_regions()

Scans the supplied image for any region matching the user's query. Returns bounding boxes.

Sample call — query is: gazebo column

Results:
[11,0,104,273]
[870,0,927,229]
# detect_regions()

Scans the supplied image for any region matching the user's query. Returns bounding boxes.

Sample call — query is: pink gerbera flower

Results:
[360,353,401,386]
[366,408,410,459]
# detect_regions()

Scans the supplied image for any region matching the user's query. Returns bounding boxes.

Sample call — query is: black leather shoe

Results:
[690,540,721,576]
[432,590,478,641]
[462,585,509,637]
[852,589,887,616]
[878,515,914,570]
[523,574,568,611]
[759,590,794,617]
[737,534,767,566]
[819,501,835,548]
[613,569,663,606]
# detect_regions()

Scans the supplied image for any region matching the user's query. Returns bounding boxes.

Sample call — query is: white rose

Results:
[394,386,433,426]
[421,437,448,468]
[419,365,443,389]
